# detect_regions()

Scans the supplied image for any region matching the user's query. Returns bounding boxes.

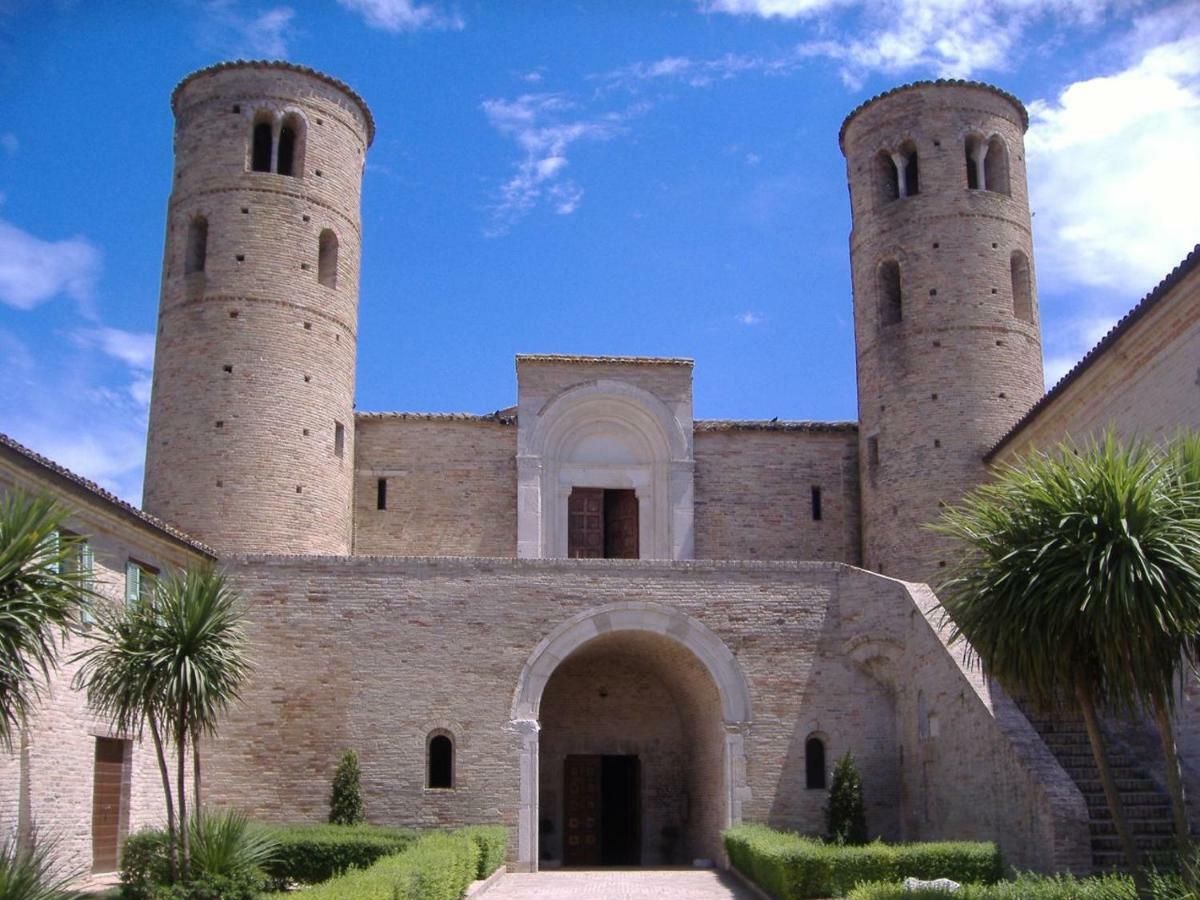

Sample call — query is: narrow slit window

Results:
[875,150,899,204]
[878,259,902,326]
[900,141,919,196]
[985,136,1010,196]
[334,421,345,458]
[318,229,338,288]
[251,119,273,172]
[185,216,208,274]
[278,113,304,177]
[867,435,880,469]
[805,736,827,789]
[965,134,983,189]
[811,486,823,521]
[376,478,387,510]
[428,733,454,789]
[1011,250,1033,322]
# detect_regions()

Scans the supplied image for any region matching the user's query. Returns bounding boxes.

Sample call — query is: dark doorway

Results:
[567,488,639,559]
[563,754,641,866]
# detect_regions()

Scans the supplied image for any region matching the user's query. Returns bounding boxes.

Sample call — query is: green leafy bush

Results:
[120,828,173,900]
[827,751,868,845]
[263,827,504,900]
[260,822,415,886]
[149,870,263,900]
[847,873,1136,899]
[0,830,84,900]
[723,824,1003,900]
[329,749,365,825]
[461,826,508,879]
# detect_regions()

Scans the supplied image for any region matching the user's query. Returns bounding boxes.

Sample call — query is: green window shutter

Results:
[79,542,94,577]
[49,530,62,575]
[125,561,140,605]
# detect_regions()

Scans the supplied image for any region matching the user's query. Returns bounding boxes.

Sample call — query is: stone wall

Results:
[693,426,860,563]
[353,415,517,556]
[0,450,209,885]
[204,554,1089,872]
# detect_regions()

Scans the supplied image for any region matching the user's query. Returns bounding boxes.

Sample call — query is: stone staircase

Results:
[1026,712,1176,871]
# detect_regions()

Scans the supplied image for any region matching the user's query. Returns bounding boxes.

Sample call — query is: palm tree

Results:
[0,489,92,748]
[74,564,250,881]
[933,433,1200,886]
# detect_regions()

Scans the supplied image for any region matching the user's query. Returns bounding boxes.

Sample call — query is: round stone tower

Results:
[143,61,374,554]
[840,81,1044,584]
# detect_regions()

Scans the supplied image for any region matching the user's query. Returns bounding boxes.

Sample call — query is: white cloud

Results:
[337,0,463,32]
[482,93,628,234]
[737,311,765,325]
[0,218,100,310]
[1026,30,1200,297]
[72,326,156,406]
[198,1,295,57]
[0,133,17,156]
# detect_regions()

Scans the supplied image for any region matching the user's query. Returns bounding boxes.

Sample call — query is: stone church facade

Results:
[2,60,1199,883]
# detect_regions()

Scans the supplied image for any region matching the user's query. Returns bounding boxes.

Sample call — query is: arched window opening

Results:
[878,259,902,326]
[899,141,919,197]
[427,733,454,789]
[185,216,208,275]
[318,229,338,288]
[251,119,273,173]
[985,136,1010,196]
[805,735,827,789]
[1011,251,1033,322]
[278,113,304,177]
[965,134,985,189]
[875,150,899,205]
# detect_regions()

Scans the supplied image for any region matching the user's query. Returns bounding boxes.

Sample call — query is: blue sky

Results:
[0,0,1197,504]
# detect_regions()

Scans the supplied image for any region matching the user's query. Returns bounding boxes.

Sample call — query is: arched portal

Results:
[511,603,752,871]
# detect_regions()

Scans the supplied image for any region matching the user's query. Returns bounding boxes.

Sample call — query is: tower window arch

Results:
[965,133,985,189]
[805,734,827,789]
[898,141,919,197]
[878,259,902,326]
[251,116,273,173]
[1011,250,1033,322]
[185,216,208,275]
[984,136,1010,196]
[318,230,338,288]
[427,731,454,789]
[278,113,305,177]
[875,150,899,205]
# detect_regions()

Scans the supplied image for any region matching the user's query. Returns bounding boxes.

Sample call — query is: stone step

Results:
[1074,778,1161,793]
[1089,819,1176,836]
[1084,792,1171,810]
[1091,834,1176,853]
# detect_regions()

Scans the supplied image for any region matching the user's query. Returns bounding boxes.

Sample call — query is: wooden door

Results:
[564,754,602,866]
[603,490,639,559]
[568,489,604,558]
[92,738,127,872]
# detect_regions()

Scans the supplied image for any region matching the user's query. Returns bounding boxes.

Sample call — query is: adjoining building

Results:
[3,60,1198,883]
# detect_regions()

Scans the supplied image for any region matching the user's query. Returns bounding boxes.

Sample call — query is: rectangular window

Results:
[867,435,880,468]
[60,530,96,626]
[811,486,823,521]
[376,477,387,510]
[334,421,345,459]
[125,560,158,608]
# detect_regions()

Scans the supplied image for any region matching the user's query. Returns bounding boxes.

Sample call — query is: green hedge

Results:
[265,826,507,900]
[847,873,1136,899]
[260,823,416,886]
[724,824,1003,900]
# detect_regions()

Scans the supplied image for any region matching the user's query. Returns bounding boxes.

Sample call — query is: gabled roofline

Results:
[0,433,216,558]
[987,243,1200,461]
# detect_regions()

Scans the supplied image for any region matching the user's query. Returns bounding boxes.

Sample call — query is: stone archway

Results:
[510,603,752,871]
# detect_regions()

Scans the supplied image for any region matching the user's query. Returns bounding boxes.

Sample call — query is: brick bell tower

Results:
[143,61,373,554]
[841,81,1045,584]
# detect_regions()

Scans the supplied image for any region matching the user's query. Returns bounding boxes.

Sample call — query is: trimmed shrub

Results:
[329,749,366,825]
[847,873,1136,899]
[724,824,1003,900]
[265,829,482,900]
[462,826,508,879]
[260,822,415,886]
[120,828,173,899]
[827,751,868,845]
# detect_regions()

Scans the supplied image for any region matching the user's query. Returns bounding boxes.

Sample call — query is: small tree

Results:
[329,749,365,825]
[826,751,867,845]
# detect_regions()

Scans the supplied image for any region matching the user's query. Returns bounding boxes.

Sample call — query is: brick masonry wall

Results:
[843,83,1045,585]
[202,555,1088,872]
[353,416,517,556]
[693,429,861,563]
[0,459,208,886]
[144,64,371,555]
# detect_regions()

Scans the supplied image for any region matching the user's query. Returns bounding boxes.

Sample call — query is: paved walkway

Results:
[484,868,760,899]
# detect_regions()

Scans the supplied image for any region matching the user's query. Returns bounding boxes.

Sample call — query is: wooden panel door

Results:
[564,754,602,866]
[603,490,639,559]
[92,738,127,872]
[568,489,604,558]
